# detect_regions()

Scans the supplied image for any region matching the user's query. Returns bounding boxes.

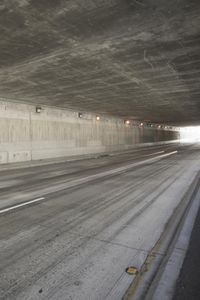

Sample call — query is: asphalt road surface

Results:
[0,144,200,300]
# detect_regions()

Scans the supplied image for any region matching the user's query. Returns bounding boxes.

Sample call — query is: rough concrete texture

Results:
[0,0,199,125]
[0,100,179,164]
[0,145,199,300]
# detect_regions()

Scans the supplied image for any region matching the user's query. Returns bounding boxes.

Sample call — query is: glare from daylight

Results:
[180,126,200,143]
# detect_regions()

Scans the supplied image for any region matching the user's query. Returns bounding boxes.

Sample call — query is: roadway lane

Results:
[0,144,177,209]
[0,144,199,300]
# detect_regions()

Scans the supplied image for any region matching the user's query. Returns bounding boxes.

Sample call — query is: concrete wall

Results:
[0,100,180,164]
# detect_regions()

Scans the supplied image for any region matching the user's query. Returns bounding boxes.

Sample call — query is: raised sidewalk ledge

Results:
[124,164,200,300]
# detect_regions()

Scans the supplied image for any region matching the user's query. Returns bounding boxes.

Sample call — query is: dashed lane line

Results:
[0,197,45,215]
[0,150,178,215]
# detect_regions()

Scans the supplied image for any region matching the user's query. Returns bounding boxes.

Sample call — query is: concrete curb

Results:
[149,178,200,300]
[123,171,200,300]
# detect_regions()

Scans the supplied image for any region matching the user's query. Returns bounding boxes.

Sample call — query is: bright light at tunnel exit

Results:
[180,126,200,143]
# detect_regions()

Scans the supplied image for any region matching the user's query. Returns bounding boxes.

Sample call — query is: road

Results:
[0,144,200,300]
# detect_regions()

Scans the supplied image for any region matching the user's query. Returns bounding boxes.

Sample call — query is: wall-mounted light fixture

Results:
[78,112,83,118]
[36,106,42,113]
[96,115,100,121]
[139,122,144,127]
[124,120,130,125]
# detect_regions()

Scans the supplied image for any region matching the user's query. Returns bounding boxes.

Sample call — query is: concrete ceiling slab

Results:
[0,0,200,125]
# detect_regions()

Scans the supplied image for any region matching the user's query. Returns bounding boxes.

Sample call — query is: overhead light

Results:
[124,120,130,125]
[140,122,144,127]
[36,106,42,113]
[78,112,83,118]
[96,116,100,121]
[157,125,161,129]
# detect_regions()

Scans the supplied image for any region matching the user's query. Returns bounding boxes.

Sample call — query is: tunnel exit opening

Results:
[180,126,200,143]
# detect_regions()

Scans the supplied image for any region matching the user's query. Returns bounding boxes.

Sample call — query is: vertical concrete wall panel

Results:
[0,102,31,163]
[0,100,180,164]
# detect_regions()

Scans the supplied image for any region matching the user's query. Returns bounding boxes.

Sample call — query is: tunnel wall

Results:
[0,100,180,164]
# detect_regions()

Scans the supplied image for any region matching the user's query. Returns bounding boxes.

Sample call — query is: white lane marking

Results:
[59,150,178,189]
[0,150,178,215]
[0,197,45,214]
[143,151,165,157]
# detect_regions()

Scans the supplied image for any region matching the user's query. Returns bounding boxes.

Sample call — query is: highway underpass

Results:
[0,1,200,300]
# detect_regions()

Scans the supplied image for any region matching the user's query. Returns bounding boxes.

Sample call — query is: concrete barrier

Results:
[0,99,180,164]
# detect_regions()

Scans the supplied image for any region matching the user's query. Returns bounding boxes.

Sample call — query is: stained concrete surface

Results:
[0,144,200,300]
[0,0,200,125]
[0,100,179,164]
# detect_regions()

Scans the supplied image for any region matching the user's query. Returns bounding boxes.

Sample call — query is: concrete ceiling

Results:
[0,0,200,125]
